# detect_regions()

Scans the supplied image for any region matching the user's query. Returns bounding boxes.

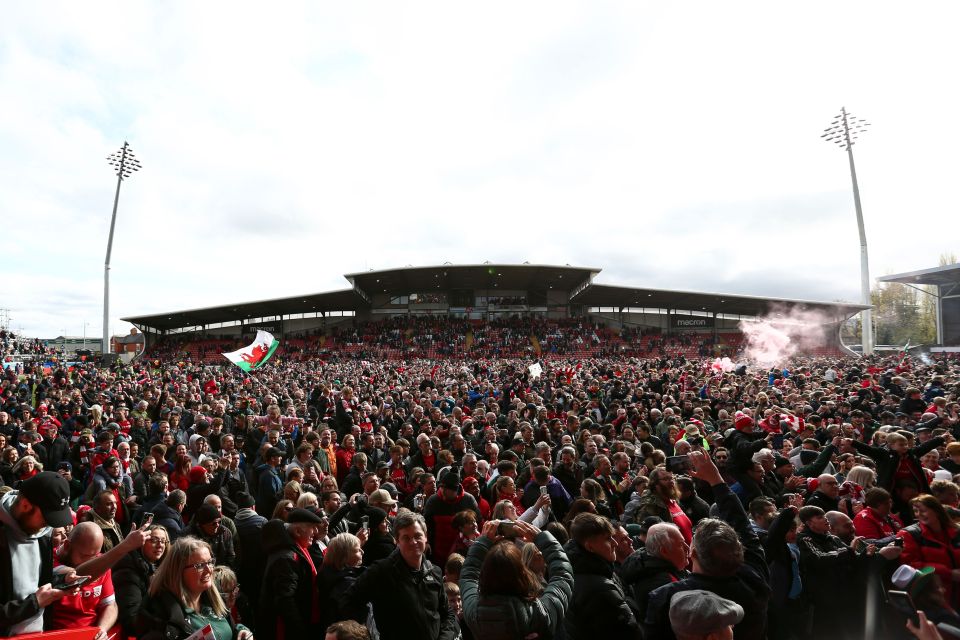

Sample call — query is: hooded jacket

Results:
[460,531,572,640]
[423,487,480,564]
[0,491,53,636]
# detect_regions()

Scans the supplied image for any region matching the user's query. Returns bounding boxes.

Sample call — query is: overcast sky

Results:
[2,2,959,339]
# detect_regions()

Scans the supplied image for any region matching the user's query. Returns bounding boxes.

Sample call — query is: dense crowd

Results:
[1,337,959,639]
[144,318,758,366]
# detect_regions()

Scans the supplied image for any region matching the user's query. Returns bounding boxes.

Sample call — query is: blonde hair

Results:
[886,433,908,447]
[845,466,876,489]
[296,492,319,509]
[323,533,361,570]
[148,536,227,617]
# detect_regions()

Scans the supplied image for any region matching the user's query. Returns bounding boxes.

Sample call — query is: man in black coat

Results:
[563,512,642,640]
[233,492,267,627]
[259,510,325,640]
[645,452,772,640]
[619,522,689,616]
[341,510,458,640]
[804,474,840,513]
[796,505,870,639]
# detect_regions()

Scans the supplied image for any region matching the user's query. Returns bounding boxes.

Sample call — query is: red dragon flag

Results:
[223,330,280,371]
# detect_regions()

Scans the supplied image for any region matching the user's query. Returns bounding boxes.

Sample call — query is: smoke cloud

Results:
[711,357,736,373]
[738,306,835,366]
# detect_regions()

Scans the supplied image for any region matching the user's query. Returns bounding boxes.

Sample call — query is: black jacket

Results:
[151,501,185,541]
[645,483,771,640]
[563,539,642,640]
[137,588,237,640]
[318,564,364,631]
[619,548,686,617]
[113,549,158,635]
[805,491,839,513]
[361,531,396,566]
[341,547,457,640]
[185,521,236,569]
[796,529,855,609]
[851,434,944,496]
[0,523,53,636]
[233,508,267,621]
[258,520,318,640]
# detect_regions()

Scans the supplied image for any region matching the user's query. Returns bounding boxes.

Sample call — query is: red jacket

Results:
[898,522,960,605]
[334,447,355,484]
[853,507,902,540]
[422,487,480,564]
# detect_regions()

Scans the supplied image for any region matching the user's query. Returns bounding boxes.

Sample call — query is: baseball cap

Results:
[368,489,397,508]
[18,472,73,528]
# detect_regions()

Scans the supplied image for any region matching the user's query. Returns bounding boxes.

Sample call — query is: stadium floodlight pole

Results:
[822,107,873,355]
[103,142,141,357]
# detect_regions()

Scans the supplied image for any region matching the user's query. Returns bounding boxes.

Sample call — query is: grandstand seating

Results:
[142,316,847,364]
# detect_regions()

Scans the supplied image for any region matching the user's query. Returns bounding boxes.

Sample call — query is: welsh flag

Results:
[223,330,280,371]
[898,340,911,365]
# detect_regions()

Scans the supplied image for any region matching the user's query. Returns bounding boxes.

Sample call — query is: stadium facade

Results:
[123,264,867,350]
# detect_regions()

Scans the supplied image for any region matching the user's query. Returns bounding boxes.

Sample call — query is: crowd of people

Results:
[1,328,959,639]
[144,317,756,366]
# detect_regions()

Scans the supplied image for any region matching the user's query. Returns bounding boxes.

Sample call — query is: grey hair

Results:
[645,523,681,558]
[692,518,743,577]
[392,508,427,540]
[752,448,775,464]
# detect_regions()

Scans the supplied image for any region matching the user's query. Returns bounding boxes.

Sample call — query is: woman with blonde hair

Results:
[319,532,366,630]
[296,492,319,510]
[11,454,42,488]
[137,536,252,640]
[283,480,302,503]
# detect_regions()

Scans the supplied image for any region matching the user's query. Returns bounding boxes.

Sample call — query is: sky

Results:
[2,1,959,340]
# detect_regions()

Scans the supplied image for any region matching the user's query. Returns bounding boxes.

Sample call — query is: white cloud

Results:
[1,1,959,338]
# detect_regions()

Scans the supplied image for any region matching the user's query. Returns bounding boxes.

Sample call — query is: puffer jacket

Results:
[563,539,642,640]
[898,522,960,606]
[460,531,572,640]
[618,548,686,615]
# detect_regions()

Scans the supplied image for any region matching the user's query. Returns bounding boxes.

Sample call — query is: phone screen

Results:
[888,590,919,626]
[53,574,92,590]
[772,434,784,450]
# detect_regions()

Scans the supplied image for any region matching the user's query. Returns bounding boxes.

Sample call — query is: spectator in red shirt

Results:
[48,522,118,640]
[853,487,903,543]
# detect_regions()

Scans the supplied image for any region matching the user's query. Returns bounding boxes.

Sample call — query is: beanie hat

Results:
[774,455,792,469]
[188,466,208,484]
[734,411,754,431]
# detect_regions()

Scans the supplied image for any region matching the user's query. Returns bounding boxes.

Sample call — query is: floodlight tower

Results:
[822,108,873,355]
[103,142,141,356]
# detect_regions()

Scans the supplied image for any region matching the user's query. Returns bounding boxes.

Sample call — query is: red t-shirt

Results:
[50,559,114,630]
[668,499,694,545]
